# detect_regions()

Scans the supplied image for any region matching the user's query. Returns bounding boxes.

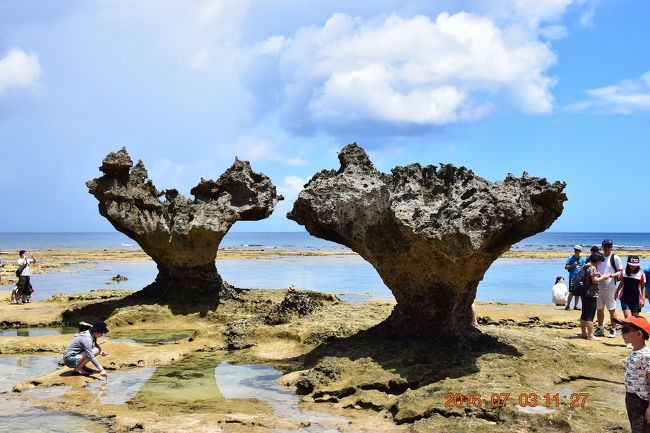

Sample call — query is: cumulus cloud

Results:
[0,48,40,95]
[246,12,557,135]
[566,71,650,114]
[279,175,306,199]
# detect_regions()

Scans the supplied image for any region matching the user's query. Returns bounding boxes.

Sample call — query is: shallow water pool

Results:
[0,354,109,432]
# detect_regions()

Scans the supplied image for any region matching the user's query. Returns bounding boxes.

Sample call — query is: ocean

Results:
[2,231,650,252]
[1,232,649,305]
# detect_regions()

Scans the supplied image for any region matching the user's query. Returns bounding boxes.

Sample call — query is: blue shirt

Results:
[566,256,586,280]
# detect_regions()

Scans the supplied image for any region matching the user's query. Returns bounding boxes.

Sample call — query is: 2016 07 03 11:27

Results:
[443,392,590,409]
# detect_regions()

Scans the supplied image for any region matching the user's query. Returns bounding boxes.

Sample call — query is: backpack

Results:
[570,265,590,296]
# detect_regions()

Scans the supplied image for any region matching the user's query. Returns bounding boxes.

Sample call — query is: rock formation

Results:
[87,148,282,303]
[288,143,566,334]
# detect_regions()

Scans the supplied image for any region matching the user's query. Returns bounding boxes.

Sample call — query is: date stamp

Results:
[443,392,590,409]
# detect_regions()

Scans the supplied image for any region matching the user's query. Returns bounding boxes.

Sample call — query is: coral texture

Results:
[87,148,282,301]
[288,143,566,333]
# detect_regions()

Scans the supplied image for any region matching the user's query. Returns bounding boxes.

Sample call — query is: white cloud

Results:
[566,71,650,114]
[234,136,309,166]
[0,49,41,95]
[248,11,557,134]
[279,175,305,199]
[539,24,568,40]
[579,6,595,28]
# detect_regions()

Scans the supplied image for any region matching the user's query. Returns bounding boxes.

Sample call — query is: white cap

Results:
[573,245,582,251]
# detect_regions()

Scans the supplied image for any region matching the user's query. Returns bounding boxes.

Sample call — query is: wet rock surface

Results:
[0,289,633,433]
[288,143,566,333]
[86,148,282,306]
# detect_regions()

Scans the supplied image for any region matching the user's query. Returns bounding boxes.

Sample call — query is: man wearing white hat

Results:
[564,245,585,310]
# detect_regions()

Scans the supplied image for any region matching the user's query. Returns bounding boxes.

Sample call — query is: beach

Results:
[0,233,647,432]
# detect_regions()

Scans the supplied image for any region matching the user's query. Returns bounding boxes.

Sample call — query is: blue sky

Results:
[0,0,648,233]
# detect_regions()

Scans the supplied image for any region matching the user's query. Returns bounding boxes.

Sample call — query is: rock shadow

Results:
[61,285,247,325]
[297,321,521,397]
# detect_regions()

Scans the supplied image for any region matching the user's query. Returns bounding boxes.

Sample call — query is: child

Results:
[551,276,568,306]
[616,256,647,318]
[10,285,18,304]
[614,316,650,433]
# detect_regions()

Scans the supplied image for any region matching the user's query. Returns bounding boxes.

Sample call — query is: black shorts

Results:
[580,296,597,322]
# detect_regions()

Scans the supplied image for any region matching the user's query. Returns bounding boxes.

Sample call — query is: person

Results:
[63,321,109,377]
[10,284,19,304]
[15,250,36,304]
[595,239,623,338]
[580,253,615,340]
[471,303,479,327]
[552,276,568,306]
[613,315,650,433]
[0,255,4,283]
[565,245,585,310]
[617,256,647,318]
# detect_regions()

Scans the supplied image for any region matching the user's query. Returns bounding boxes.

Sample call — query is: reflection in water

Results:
[216,361,350,433]
[86,368,156,405]
[0,355,60,393]
[0,355,108,432]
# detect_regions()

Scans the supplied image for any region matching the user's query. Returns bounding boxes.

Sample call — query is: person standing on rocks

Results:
[63,321,109,377]
[616,256,646,318]
[15,250,36,304]
[565,245,585,310]
[595,239,623,338]
[580,253,616,340]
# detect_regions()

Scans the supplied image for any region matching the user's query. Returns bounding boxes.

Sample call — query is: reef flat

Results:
[0,286,632,433]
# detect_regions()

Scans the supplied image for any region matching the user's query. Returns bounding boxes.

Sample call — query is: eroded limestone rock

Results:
[288,143,566,334]
[87,148,282,302]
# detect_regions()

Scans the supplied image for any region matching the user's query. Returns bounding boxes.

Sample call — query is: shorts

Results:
[580,296,598,322]
[597,287,616,310]
[63,354,82,368]
[621,300,643,313]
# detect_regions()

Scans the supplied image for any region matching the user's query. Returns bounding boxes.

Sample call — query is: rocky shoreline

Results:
[0,284,633,433]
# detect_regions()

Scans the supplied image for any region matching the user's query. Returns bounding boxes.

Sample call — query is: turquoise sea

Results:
[1,232,649,305]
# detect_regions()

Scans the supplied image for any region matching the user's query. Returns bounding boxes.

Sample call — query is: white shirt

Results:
[597,254,623,290]
[552,282,568,304]
[16,258,33,277]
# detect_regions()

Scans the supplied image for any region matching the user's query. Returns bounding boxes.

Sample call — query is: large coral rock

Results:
[288,143,566,334]
[87,148,282,302]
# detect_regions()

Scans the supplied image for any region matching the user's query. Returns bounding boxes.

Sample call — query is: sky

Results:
[0,0,648,233]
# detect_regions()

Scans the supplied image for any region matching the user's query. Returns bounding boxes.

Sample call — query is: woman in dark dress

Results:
[581,253,616,340]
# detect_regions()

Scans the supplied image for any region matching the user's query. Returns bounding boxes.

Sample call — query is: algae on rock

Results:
[288,143,566,333]
[86,148,282,304]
